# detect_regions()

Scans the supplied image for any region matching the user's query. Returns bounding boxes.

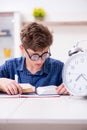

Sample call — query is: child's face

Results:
[20,45,50,70]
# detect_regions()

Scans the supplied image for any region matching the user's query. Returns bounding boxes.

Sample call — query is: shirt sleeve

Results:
[0,61,10,78]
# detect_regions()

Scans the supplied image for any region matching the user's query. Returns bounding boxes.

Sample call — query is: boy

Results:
[0,22,69,95]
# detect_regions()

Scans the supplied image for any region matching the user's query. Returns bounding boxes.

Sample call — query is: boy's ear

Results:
[19,44,25,55]
[19,44,24,50]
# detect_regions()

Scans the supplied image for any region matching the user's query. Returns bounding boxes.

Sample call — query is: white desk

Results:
[0,96,87,130]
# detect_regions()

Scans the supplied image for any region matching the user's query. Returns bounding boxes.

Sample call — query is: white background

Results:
[0,0,87,62]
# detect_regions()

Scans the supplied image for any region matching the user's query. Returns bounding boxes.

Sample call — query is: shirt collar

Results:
[42,58,50,74]
[17,57,50,75]
[17,57,25,71]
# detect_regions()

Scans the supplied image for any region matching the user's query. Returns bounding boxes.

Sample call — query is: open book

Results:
[20,83,58,95]
[0,84,59,98]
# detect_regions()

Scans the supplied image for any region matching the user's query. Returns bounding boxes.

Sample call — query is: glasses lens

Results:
[31,55,39,61]
[42,52,51,60]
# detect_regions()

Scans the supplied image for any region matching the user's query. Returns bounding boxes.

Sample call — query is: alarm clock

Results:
[63,41,87,96]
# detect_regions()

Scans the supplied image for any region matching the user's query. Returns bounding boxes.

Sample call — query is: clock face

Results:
[63,52,87,96]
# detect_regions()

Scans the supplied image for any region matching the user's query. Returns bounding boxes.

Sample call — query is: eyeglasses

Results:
[25,48,51,61]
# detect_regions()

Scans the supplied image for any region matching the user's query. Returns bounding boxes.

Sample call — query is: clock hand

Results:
[81,74,87,81]
[76,74,87,82]
[75,74,82,81]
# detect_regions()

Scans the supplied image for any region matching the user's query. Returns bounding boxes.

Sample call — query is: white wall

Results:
[50,25,87,62]
[1,0,87,21]
[0,0,87,62]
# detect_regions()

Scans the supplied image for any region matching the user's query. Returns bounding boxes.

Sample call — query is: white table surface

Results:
[0,95,87,130]
[0,98,25,120]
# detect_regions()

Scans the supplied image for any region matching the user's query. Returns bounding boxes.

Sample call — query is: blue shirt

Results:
[0,57,64,88]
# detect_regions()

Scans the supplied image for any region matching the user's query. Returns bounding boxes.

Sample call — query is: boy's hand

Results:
[0,78,22,95]
[56,83,70,95]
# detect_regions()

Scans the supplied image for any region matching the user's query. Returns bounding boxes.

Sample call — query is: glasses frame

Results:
[24,48,51,61]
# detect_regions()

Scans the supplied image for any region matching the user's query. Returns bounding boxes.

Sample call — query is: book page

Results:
[36,85,58,95]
